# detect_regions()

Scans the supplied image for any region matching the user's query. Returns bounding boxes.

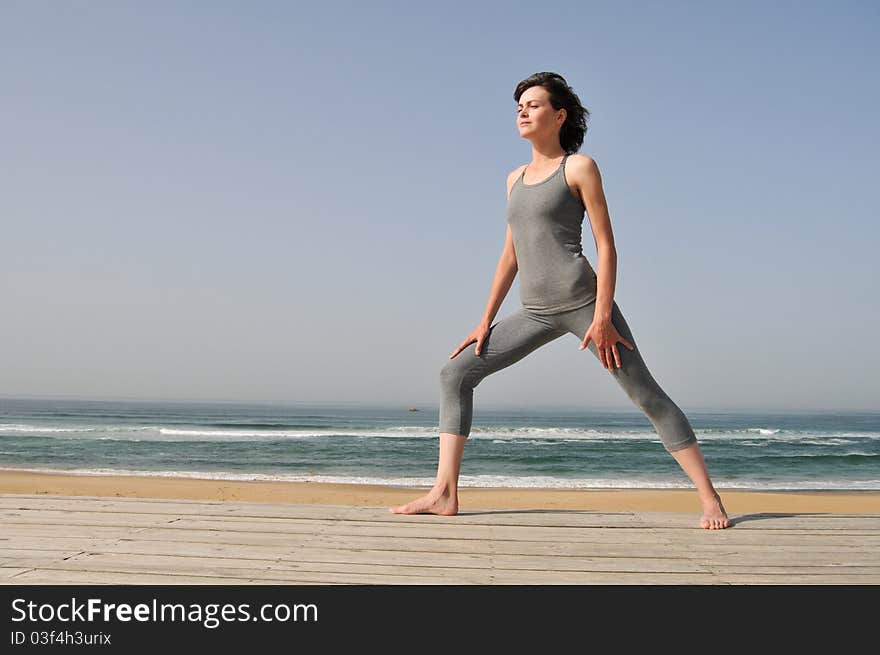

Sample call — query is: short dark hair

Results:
[513,72,589,154]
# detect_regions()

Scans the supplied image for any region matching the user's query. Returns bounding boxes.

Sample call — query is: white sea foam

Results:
[157,428,330,439]
[0,424,99,433]
[799,438,857,446]
[3,422,879,445]
[0,423,686,441]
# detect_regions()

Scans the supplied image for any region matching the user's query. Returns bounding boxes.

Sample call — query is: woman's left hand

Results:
[578,317,634,370]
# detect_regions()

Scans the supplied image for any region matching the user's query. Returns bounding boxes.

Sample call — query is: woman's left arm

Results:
[568,155,634,370]
[570,155,615,320]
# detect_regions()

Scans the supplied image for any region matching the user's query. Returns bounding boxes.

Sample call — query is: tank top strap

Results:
[557,154,570,182]
[558,154,571,188]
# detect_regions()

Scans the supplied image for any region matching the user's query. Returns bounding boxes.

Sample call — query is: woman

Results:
[390,72,730,529]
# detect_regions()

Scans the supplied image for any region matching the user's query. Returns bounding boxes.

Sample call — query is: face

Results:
[516,85,565,138]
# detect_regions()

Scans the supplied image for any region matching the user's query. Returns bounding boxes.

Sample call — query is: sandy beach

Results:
[1,469,879,513]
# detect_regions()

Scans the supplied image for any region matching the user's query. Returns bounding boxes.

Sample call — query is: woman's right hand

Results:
[449,323,492,358]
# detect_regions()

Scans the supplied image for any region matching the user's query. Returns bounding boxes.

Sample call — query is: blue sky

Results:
[1,1,878,411]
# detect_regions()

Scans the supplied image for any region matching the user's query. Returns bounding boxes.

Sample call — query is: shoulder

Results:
[565,153,600,177]
[506,164,527,186]
[564,153,603,192]
[505,164,527,201]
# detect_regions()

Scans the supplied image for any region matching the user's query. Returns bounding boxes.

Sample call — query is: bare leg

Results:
[391,309,563,516]
[554,300,732,530]
[389,433,466,515]
[669,442,730,529]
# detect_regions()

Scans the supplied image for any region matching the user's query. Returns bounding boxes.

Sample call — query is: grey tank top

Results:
[507,154,598,315]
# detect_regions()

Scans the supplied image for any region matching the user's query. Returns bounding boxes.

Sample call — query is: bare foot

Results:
[389,484,458,516]
[700,491,730,529]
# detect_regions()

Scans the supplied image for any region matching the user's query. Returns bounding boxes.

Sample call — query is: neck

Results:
[529,142,566,165]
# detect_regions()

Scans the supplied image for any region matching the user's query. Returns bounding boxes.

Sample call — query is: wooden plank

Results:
[0,567,32,579]
[3,524,301,545]
[8,544,714,575]
[4,495,878,527]
[692,553,880,566]
[122,527,667,552]
[21,521,860,550]
[2,552,494,581]
[10,539,490,570]
[150,517,661,543]
[655,542,879,553]
[166,513,643,531]
[633,511,880,529]
[484,570,724,584]
[91,552,494,581]
[1,513,178,529]
[5,569,259,585]
[1,524,150,540]
[0,548,86,561]
[0,496,641,525]
[0,496,664,527]
[302,537,698,558]
[290,546,687,569]
[705,564,880,575]
[378,514,644,529]
[75,537,874,568]
[10,496,878,533]
[2,538,296,561]
[4,523,873,548]
[653,531,880,545]
[489,554,711,574]
[13,549,705,575]
[6,562,482,585]
[716,573,878,584]
[0,538,123,552]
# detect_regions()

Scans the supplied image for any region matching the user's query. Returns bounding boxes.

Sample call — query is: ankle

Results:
[699,489,720,502]
[432,480,457,496]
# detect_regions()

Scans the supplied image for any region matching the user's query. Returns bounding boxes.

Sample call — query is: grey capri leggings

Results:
[438,299,699,453]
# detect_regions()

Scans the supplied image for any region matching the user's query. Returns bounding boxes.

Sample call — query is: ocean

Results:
[0,397,878,491]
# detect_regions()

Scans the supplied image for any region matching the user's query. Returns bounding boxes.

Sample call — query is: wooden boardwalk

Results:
[1,494,878,584]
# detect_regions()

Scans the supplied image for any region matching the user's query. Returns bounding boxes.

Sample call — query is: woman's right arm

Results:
[478,225,518,328]
[477,167,524,329]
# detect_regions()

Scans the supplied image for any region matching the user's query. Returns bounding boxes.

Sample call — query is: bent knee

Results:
[440,359,464,384]
[440,356,481,390]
